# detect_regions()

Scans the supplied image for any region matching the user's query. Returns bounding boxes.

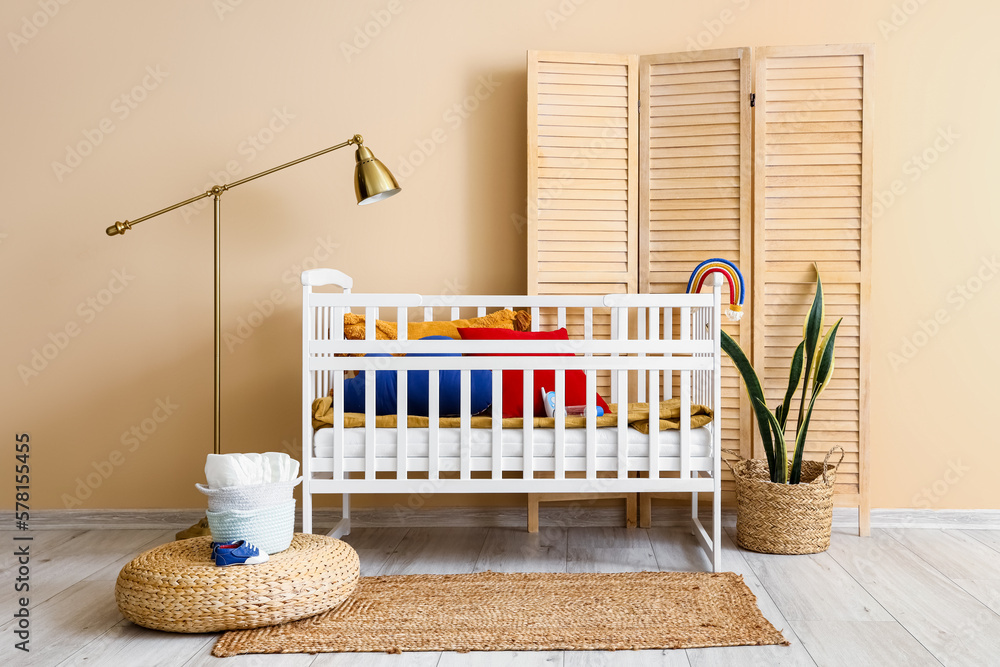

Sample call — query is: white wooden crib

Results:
[300,268,724,571]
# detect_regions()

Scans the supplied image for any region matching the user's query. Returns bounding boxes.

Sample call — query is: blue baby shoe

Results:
[212,540,269,566]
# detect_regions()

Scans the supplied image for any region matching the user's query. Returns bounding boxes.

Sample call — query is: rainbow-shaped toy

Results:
[687,258,745,321]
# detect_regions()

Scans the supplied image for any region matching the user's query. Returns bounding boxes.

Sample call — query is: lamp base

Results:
[175,516,212,541]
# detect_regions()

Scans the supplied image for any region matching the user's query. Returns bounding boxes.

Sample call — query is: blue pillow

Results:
[342,336,492,417]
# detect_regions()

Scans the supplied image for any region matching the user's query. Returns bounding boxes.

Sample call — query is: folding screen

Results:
[527,44,872,533]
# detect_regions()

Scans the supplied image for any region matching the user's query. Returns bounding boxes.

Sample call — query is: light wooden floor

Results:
[5,522,1000,666]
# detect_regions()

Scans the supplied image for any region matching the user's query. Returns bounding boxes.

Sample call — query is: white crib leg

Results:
[329,494,351,539]
[690,490,698,537]
[302,477,312,535]
[713,485,722,573]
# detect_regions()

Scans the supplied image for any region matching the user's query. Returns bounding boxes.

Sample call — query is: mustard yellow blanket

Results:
[311,397,712,435]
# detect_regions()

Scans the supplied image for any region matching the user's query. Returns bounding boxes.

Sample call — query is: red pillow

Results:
[457,327,611,419]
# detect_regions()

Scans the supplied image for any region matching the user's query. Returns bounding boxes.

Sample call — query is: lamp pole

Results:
[105,134,399,538]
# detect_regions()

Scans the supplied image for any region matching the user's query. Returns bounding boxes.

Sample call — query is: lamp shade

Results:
[354,144,401,205]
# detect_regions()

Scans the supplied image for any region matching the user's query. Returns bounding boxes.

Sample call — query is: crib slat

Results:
[451,306,460,321]
[365,307,376,341]
[617,365,628,479]
[680,307,692,479]
[428,370,439,480]
[647,307,658,404]
[584,308,593,342]
[637,306,646,403]
[695,308,706,406]
[314,308,321,400]
[680,368,691,480]
[320,306,328,401]
[333,369,344,482]
[396,306,408,478]
[365,365,375,480]
[664,307,673,400]
[648,361,660,480]
[530,307,540,332]
[424,306,433,322]
[460,369,471,480]
[554,369,565,480]
[557,307,566,330]
[586,368,597,480]
[612,306,627,405]
[491,369,502,479]
[477,306,486,317]
[523,369,533,478]
[330,306,345,341]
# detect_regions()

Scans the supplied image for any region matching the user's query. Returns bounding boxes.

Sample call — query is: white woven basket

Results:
[206,499,296,555]
[196,477,302,512]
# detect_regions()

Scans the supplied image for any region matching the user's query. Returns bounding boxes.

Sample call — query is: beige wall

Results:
[2,0,996,512]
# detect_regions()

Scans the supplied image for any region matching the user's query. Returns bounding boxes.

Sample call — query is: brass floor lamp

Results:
[104,134,400,539]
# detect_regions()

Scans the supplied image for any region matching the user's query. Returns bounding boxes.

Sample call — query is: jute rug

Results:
[213,571,788,656]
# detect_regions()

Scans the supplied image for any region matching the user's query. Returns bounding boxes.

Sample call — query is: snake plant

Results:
[720,272,842,484]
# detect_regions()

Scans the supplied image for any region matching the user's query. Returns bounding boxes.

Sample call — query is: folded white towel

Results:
[262,452,288,483]
[205,452,298,489]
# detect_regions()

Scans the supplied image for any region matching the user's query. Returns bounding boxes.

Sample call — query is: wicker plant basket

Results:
[724,446,844,555]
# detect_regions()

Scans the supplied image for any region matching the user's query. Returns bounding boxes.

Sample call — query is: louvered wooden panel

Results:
[638,48,754,501]
[753,44,873,532]
[528,51,638,296]
[528,51,638,435]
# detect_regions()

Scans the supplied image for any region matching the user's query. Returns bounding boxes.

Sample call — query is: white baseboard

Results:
[4,507,998,531]
[835,507,1000,530]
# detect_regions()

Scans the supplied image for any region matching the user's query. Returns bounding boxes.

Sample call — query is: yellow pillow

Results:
[343,309,530,341]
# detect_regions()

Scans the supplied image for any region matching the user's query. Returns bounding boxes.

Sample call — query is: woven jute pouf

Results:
[725,447,844,555]
[115,533,359,633]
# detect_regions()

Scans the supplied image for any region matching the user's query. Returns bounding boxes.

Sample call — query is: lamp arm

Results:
[105,134,364,236]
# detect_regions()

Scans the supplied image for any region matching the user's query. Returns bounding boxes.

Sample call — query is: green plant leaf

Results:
[812,318,842,394]
[789,402,816,484]
[790,318,841,483]
[720,329,776,478]
[795,271,825,437]
[754,396,788,483]
[777,342,805,430]
[802,271,825,349]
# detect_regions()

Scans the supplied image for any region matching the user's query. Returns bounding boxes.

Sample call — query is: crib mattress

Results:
[313,424,713,462]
